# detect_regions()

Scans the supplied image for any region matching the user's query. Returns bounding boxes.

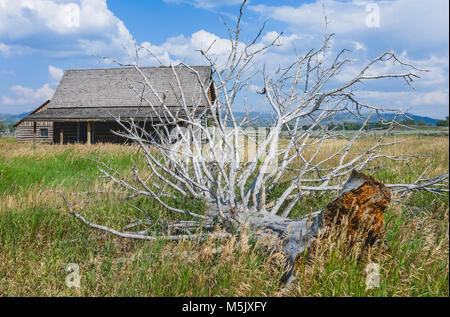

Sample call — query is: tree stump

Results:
[322,170,391,245]
[244,170,392,284]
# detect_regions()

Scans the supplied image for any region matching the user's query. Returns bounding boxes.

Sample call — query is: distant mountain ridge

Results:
[232,111,440,126]
[0,112,31,126]
[0,111,442,126]
[377,113,438,125]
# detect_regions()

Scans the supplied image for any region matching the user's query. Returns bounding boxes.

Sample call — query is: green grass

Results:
[0,136,448,296]
[0,147,133,193]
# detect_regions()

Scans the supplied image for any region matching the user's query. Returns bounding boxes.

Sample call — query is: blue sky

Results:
[0,0,448,118]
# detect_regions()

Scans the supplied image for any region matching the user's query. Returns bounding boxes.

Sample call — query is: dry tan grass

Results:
[282,202,449,297]
[0,136,448,296]
[1,140,138,160]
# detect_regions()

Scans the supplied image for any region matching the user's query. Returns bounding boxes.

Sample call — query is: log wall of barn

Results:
[17,120,165,144]
[92,122,128,143]
[92,121,162,143]
[53,122,81,144]
[53,121,159,144]
[16,121,53,142]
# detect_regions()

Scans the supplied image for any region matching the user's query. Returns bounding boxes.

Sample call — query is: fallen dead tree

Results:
[242,170,392,282]
[64,169,394,283]
[64,0,448,285]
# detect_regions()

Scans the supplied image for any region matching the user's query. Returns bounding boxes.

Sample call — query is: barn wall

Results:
[53,122,85,144]
[93,121,165,143]
[92,122,128,143]
[52,121,159,144]
[17,120,165,144]
[16,121,53,143]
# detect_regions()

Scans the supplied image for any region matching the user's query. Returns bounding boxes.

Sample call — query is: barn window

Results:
[40,128,48,137]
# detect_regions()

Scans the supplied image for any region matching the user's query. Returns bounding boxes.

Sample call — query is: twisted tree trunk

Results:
[241,170,391,283]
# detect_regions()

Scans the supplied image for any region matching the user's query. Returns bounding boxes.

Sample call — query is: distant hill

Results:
[378,113,438,125]
[232,111,440,127]
[0,110,441,127]
[0,112,30,126]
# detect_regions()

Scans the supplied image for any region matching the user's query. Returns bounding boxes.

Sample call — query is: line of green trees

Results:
[299,117,449,131]
[401,118,431,126]
[0,121,16,133]
[301,121,392,131]
[436,116,449,127]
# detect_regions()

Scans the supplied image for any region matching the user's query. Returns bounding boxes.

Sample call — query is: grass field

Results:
[0,135,448,296]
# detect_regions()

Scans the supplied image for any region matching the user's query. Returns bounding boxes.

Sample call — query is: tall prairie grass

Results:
[0,136,448,296]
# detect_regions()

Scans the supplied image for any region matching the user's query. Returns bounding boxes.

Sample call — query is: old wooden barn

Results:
[15,66,216,144]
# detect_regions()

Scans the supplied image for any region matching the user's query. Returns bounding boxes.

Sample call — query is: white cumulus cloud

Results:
[0,42,11,56]
[163,0,242,9]
[1,84,54,106]
[249,0,449,49]
[355,88,449,118]
[140,29,238,67]
[0,0,134,60]
[48,65,64,82]
[410,89,449,106]
[0,65,64,113]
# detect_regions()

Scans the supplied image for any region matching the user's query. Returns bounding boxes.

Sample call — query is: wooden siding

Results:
[53,122,81,144]
[92,121,162,144]
[16,121,53,143]
[91,122,127,143]
[18,119,170,144]
[52,121,160,144]
[16,100,53,143]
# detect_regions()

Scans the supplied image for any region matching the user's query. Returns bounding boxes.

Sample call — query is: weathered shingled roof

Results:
[25,106,208,121]
[25,65,214,121]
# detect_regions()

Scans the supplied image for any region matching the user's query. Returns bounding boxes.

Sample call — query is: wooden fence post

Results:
[33,121,37,146]
[394,135,397,155]
[87,122,91,145]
